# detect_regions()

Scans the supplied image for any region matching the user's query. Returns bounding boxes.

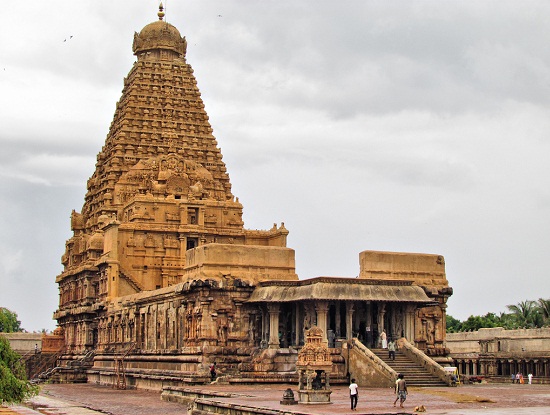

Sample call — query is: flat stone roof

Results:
[249,277,432,303]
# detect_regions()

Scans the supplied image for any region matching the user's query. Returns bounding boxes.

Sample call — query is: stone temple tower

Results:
[53,6,452,389]
[55,5,297,351]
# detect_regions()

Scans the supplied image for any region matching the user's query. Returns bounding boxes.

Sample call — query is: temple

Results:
[52,6,453,389]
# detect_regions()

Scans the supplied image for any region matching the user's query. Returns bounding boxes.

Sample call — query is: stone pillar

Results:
[434,315,441,348]
[178,234,186,256]
[152,305,159,350]
[366,302,372,331]
[295,304,301,346]
[315,301,329,344]
[107,264,119,300]
[404,304,416,342]
[178,302,186,349]
[179,205,188,225]
[198,207,205,226]
[335,304,341,338]
[345,302,354,340]
[85,276,94,298]
[440,301,449,344]
[267,303,280,348]
[261,308,268,348]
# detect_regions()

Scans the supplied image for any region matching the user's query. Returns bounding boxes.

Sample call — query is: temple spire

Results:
[158,2,165,21]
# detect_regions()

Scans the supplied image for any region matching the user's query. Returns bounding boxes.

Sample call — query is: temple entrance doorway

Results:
[355,302,378,348]
[279,303,295,347]
[327,302,347,347]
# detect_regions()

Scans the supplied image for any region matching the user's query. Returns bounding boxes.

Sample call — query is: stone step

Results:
[370,348,447,387]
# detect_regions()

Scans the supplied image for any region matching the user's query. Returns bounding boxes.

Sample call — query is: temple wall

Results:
[184,244,298,284]
[447,327,550,354]
[358,250,448,286]
[88,280,257,354]
[447,327,550,382]
[1,332,42,354]
[42,330,66,353]
[358,250,452,356]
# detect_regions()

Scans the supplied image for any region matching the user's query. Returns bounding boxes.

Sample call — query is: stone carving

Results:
[132,6,187,58]
[52,6,453,390]
[296,327,332,404]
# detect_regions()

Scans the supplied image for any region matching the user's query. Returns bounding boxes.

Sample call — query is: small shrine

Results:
[296,326,332,404]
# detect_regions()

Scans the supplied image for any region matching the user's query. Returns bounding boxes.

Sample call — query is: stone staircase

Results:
[371,348,447,387]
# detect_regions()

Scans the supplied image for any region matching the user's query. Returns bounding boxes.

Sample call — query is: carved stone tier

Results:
[296,326,332,404]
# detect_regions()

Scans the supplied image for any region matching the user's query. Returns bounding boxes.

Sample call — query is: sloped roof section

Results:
[247,277,432,303]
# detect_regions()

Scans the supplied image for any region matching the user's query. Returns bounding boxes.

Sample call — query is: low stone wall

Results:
[161,387,239,405]
[162,390,307,415]
[446,327,550,384]
[1,332,42,354]
[447,327,550,354]
[193,398,296,415]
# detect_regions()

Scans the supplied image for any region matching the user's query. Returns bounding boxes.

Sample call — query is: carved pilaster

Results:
[346,302,354,340]
[267,303,280,348]
[315,301,329,344]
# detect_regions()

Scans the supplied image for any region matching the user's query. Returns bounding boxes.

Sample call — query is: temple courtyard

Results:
[2,383,550,415]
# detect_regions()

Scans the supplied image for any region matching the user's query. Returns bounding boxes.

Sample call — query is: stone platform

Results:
[2,383,550,415]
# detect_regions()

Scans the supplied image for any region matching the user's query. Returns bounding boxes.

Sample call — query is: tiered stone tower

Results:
[52,6,452,389]
[55,5,296,351]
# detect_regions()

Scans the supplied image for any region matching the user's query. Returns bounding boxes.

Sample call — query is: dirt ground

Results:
[2,382,550,415]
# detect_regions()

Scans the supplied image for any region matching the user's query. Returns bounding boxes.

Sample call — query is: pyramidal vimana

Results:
[53,5,453,389]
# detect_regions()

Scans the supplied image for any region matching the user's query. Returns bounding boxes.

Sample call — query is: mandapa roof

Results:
[247,277,433,303]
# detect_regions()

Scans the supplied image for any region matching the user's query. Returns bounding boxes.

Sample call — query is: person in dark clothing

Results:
[209,363,217,381]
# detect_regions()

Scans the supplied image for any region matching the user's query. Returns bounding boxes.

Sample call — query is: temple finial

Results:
[158,2,165,21]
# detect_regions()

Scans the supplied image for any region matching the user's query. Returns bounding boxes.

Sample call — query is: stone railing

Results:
[162,389,298,415]
[345,338,397,387]
[119,267,145,292]
[193,398,288,415]
[398,338,451,385]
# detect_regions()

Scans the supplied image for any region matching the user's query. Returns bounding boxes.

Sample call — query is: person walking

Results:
[528,373,533,384]
[393,374,407,408]
[349,378,358,411]
[380,329,387,349]
[388,340,396,360]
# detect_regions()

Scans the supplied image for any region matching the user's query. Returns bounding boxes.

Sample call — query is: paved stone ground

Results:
[2,382,550,415]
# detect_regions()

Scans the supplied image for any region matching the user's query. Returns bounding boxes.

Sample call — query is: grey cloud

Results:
[1,0,550,330]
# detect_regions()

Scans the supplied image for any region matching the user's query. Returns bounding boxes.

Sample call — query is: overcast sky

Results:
[1,1,549,332]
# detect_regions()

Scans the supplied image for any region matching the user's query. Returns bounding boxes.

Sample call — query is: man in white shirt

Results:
[349,378,358,410]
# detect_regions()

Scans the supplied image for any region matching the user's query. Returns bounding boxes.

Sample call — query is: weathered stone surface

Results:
[51,6,454,389]
[447,327,550,382]
[0,332,41,354]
